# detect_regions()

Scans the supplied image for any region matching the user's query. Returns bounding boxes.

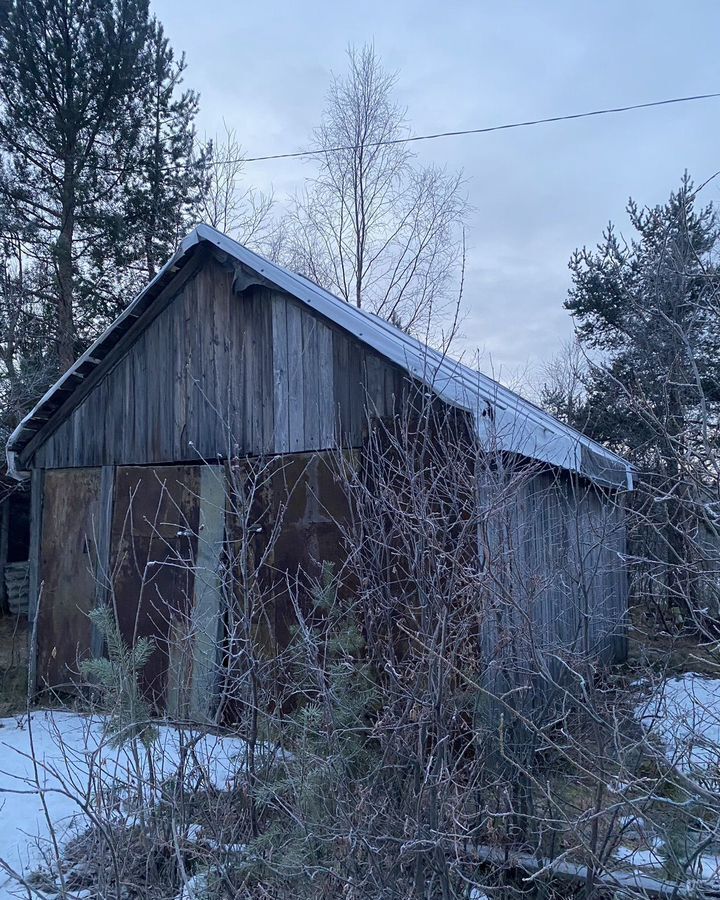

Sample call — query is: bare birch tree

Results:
[283,45,467,337]
[538,338,591,428]
[200,125,275,250]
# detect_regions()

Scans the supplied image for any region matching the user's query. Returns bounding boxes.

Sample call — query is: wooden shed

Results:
[6,225,633,717]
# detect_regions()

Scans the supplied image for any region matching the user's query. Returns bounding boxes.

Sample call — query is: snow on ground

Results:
[637,673,720,774]
[631,674,720,887]
[614,839,720,885]
[0,710,249,899]
[175,873,208,900]
[614,838,665,871]
[1,680,719,897]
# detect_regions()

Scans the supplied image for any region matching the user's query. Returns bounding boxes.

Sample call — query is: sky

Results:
[151,0,720,385]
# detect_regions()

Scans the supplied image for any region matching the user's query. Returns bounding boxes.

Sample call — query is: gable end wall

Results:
[30,259,407,469]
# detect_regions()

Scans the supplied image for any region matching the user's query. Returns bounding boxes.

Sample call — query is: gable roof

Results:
[6,224,633,489]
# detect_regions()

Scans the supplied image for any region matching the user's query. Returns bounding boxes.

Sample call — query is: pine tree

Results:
[0,0,151,372]
[121,19,207,283]
[81,606,157,749]
[562,175,720,622]
[0,170,56,442]
[564,174,720,469]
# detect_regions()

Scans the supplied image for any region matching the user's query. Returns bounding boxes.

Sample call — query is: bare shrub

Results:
[4,383,720,898]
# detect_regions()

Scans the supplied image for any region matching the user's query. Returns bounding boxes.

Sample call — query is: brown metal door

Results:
[36,468,101,690]
[110,466,203,710]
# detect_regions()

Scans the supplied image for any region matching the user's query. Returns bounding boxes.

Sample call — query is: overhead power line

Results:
[226,91,720,165]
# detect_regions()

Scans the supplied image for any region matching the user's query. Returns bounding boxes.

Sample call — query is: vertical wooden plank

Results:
[173,292,187,460]
[27,468,44,697]
[148,318,161,462]
[62,419,68,468]
[365,354,385,419]
[34,443,45,470]
[209,264,224,457]
[286,299,305,452]
[347,341,364,445]
[317,320,335,448]
[132,332,143,464]
[333,331,349,444]
[88,378,99,465]
[200,269,214,458]
[225,272,243,452]
[302,311,320,450]
[73,395,82,465]
[194,266,212,459]
[64,420,71,466]
[260,292,274,454]
[93,384,102,464]
[249,293,264,454]
[55,421,65,468]
[90,465,115,658]
[241,292,256,454]
[228,280,245,452]
[384,362,401,422]
[70,403,79,466]
[271,296,290,453]
[187,466,226,722]
[121,336,133,465]
[183,277,198,457]
[211,264,233,458]
[214,265,231,457]
[160,301,174,462]
[131,334,144,464]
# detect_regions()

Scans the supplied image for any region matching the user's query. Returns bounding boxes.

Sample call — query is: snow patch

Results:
[175,872,208,899]
[0,710,249,898]
[636,673,720,775]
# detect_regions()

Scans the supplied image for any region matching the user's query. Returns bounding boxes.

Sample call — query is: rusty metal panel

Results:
[228,452,350,644]
[36,468,102,691]
[110,465,202,710]
[220,452,350,723]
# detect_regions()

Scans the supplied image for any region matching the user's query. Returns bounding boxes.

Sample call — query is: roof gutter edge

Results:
[7,447,29,482]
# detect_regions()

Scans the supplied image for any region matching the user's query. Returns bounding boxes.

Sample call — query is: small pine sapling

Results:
[81,606,158,750]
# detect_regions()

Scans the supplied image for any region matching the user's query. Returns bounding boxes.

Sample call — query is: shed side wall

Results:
[483,469,628,665]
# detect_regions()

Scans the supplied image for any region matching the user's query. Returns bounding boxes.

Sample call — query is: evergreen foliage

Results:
[235,563,381,889]
[561,174,720,468]
[548,174,720,622]
[0,0,152,370]
[0,0,206,439]
[121,19,208,283]
[81,606,157,749]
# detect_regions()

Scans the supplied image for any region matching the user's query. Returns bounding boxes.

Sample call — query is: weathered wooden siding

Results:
[35,468,102,690]
[31,260,405,469]
[484,469,627,665]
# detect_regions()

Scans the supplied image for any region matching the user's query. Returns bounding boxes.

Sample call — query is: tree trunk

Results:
[55,169,76,372]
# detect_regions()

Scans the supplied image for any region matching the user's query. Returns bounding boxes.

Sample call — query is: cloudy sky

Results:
[152,0,720,383]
